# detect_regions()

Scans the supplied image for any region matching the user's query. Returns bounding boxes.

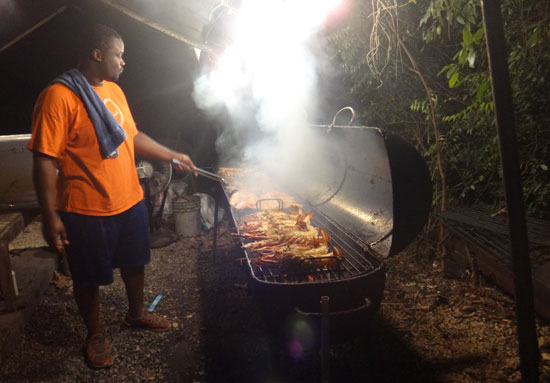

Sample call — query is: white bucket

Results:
[173,195,201,236]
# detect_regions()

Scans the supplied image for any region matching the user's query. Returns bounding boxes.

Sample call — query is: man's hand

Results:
[33,152,69,254]
[171,154,197,174]
[42,213,69,253]
[133,132,197,174]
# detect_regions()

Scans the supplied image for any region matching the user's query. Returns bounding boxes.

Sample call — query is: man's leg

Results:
[73,282,100,337]
[117,202,169,331]
[120,265,170,331]
[58,211,116,368]
[120,265,145,318]
[74,281,114,369]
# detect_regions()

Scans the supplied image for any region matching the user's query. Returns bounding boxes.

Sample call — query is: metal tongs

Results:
[171,158,227,185]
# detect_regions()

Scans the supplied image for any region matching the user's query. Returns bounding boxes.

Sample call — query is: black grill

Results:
[216,174,386,335]
[207,122,431,349]
[220,178,382,285]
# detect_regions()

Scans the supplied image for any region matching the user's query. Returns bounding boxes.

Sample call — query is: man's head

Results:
[79,24,125,83]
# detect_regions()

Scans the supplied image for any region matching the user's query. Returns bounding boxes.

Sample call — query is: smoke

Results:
[192,0,343,199]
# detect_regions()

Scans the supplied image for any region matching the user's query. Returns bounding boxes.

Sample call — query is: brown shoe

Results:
[84,333,114,369]
[124,312,170,332]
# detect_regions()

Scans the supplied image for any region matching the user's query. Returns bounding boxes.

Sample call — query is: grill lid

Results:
[279,122,431,258]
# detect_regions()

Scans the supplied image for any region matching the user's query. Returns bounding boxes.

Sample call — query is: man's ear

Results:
[91,48,102,62]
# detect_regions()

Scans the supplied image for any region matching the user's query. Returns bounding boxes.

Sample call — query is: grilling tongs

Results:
[171,158,227,185]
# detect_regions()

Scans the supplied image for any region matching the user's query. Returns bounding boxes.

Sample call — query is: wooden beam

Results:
[84,0,213,53]
[0,5,67,55]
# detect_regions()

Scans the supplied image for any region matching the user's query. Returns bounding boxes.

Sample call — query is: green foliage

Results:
[330,0,550,218]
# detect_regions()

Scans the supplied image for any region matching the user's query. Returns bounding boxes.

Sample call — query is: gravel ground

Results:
[1,216,550,382]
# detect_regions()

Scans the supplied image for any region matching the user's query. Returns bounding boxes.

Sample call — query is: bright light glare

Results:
[194,0,344,172]
[206,0,343,114]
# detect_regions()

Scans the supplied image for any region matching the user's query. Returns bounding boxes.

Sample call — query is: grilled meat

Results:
[235,208,345,271]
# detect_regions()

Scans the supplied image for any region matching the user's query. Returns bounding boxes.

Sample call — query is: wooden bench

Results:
[0,213,58,365]
[440,207,550,321]
[0,213,25,313]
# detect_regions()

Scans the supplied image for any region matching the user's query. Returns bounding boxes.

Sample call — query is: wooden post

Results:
[480,1,539,381]
[0,240,17,312]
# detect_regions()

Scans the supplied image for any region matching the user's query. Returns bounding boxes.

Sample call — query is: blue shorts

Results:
[58,201,151,286]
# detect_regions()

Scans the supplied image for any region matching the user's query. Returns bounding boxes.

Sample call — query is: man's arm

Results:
[133,131,196,173]
[32,152,69,253]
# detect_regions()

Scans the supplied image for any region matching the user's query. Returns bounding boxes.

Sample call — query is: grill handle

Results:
[295,297,371,317]
[327,106,355,133]
[256,198,283,211]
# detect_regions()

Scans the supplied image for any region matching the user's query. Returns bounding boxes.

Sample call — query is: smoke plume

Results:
[192,0,342,201]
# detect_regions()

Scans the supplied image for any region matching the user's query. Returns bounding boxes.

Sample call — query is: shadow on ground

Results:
[0,291,81,381]
[190,246,487,383]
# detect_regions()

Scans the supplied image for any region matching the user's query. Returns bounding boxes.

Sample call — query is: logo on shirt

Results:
[103,99,124,126]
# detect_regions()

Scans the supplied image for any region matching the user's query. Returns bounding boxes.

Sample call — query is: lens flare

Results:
[284,316,317,360]
[287,338,305,360]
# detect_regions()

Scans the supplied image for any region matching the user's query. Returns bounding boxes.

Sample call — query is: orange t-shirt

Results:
[28,81,144,216]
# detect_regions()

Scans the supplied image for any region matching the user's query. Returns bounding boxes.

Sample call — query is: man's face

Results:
[99,37,125,82]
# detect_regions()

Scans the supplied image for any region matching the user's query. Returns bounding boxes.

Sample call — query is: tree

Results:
[330,0,550,219]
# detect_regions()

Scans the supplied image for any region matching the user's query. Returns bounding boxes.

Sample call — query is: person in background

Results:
[28,24,196,369]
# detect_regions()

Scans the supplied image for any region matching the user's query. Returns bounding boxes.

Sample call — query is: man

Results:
[28,24,196,368]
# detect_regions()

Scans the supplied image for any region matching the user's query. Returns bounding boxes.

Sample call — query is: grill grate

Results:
[232,208,377,284]
[218,168,381,285]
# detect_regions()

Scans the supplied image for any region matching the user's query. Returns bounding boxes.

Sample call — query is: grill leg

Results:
[321,296,330,383]
[212,187,219,262]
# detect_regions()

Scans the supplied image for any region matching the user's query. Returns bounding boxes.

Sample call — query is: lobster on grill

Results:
[233,207,345,271]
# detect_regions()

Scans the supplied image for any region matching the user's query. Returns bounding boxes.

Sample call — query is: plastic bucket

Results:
[173,195,201,236]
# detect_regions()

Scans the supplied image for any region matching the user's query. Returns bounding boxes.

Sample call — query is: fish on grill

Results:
[234,207,345,271]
